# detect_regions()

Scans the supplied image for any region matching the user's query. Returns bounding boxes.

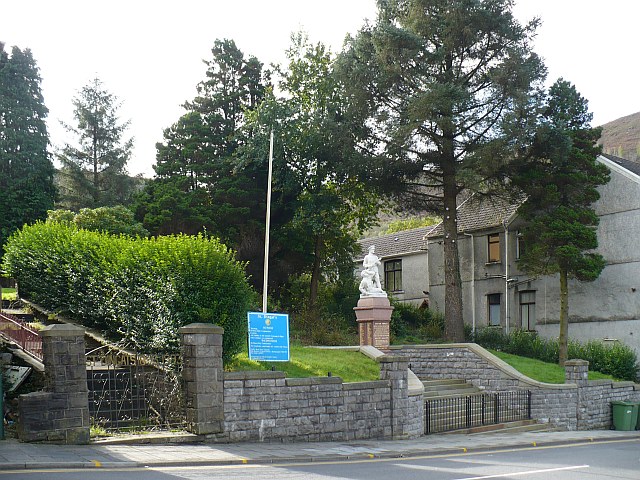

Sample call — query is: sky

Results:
[2,0,639,177]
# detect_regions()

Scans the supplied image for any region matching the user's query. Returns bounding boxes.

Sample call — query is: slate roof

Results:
[357,154,638,260]
[425,194,522,239]
[600,153,640,177]
[356,194,521,259]
[356,226,433,261]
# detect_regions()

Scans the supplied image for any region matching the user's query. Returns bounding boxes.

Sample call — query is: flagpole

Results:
[262,130,274,313]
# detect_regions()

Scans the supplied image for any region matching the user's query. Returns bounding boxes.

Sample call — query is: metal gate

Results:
[86,348,185,431]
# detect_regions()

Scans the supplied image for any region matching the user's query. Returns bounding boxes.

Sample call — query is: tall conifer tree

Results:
[514,79,610,364]
[0,43,56,254]
[338,0,546,341]
[57,77,134,209]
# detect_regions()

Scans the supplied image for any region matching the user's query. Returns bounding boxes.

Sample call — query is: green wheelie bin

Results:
[611,401,639,431]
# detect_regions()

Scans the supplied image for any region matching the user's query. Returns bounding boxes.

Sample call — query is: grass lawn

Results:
[1,287,17,301]
[489,349,618,383]
[227,344,380,383]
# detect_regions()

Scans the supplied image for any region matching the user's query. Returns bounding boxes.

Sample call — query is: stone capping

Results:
[565,359,589,366]
[179,323,224,335]
[343,380,389,390]
[357,345,423,396]
[40,323,85,336]
[224,370,286,381]
[389,343,577,390]
[285,377,343,386]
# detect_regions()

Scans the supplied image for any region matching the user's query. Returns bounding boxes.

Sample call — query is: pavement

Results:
[1,429,639,471]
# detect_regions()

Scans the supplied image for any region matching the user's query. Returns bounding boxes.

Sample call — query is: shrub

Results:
[390,300,444,342]
[471,327,639,381]
[2,222,253,363]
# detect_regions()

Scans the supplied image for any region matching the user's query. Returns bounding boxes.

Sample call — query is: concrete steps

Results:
[421,378,537,435]
[422,378,483,398]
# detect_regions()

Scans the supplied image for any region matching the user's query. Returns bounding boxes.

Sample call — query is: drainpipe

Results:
[424,239,430,295]
[503,221,510,335]
[463,232,476,334]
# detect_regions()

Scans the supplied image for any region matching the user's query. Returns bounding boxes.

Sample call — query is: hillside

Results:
[599,111,640,162]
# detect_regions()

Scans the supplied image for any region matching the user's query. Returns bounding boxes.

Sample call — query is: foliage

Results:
[263,33,383,307]
[47,206,149,237]
[337,0,546,342]
[390,300,444,343]
[470,328,639,381]
[1,287,17,301]
[513,79,611,364]
[279,273,360,345]
[384,216,440,235]
[0,43,56,256]
[56,77,136,210]
[227,343,379,382]
[135,39,275,289]
[2,222,253,363]
[489,350,617,384]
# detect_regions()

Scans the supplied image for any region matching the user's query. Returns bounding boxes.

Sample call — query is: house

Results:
[357,154,640,355]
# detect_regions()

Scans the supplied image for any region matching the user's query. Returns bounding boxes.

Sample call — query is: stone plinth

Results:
[354,296,393,349]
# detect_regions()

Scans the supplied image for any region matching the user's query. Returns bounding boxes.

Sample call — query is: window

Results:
[520,291,536,330]
[516,230,525,259]
[384,259,402,292]
[488,293,501,326]
[487,233,500,263]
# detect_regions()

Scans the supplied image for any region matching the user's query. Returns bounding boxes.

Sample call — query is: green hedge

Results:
[2,222,253,363]
[468,327,639,381]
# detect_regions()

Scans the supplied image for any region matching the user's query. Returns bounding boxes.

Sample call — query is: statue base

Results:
[354,296,393,349]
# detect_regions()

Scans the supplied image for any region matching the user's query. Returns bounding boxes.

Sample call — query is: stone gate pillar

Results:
[379,354,411,439]
[565,359,589,430]
[180,323,224,435]
[18,324,89,444]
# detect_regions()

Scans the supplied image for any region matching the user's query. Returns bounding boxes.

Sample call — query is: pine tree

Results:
[0,43,56,254]
[338,0,546,341]
[514,78,610,365]
[57,77,134,210]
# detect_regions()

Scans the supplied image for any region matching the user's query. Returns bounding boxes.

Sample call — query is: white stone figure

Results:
[359,245,386,297]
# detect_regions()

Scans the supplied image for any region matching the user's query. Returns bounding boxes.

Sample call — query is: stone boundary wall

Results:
[179,324,423,442]
[209,372,392,442]
[391,343,640,430]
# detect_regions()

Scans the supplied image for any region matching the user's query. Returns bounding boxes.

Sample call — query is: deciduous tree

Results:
[241,34,382,309]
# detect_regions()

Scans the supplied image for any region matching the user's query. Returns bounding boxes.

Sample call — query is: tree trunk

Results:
[442,164,464,342]
[558,267,569,365]
[308,235,322,310]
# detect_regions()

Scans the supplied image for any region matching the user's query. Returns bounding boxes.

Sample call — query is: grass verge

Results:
[227,344,380,383]
[1,287,17,301]
[489,349,618,383]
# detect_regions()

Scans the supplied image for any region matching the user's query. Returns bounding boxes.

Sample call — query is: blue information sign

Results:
[247,312,290,361]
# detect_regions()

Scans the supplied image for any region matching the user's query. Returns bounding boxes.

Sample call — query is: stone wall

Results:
[211,372,391,442]
[17,324,90,443]
[179,324,423,443]
[392,343,640,431]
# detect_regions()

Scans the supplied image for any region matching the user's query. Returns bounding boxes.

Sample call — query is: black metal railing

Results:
[425,390,531,434]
